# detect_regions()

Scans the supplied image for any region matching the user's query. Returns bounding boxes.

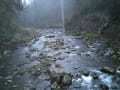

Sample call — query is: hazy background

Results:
[20,0,75,28]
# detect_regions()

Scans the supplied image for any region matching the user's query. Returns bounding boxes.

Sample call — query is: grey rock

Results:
[61,74,72,86]
[100,84,109,90]
[81,70,90,76]
[91,72,98,79]
[51,82,58,89]
[100,67,116,74]
[50,74,62,83]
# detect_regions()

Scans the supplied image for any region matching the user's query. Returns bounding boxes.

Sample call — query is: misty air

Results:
[0,0,120,90]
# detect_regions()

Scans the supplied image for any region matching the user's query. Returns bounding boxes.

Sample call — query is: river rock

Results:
[24,87,36,90]
[50,74,62,83]
[100,84,109,90]
[73,66,80,69]
[55,64,62,68]
[26,52,31,58]
[5,76,12,80]
[76,36,82,39]
[12,85,19,88]
[29,66,41,76]
[110,84,118,89]
[0,55,2,59]
[116,67,120,74]
[0,65,5,69]
[46,35,55,38]
[29,48,37,52]
[81,70,90,76]
[61,73,72,86]
[0,76,3,79]
[71,48,76,51]
[51,82,61,90]
[7,79,13,83]
[91,72,98,79]
[100,67,116,74]
[58,57,65,60]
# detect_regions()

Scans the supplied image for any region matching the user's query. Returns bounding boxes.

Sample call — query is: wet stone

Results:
[29,65,42,76]
[100,84,109,90]
[100,67,116,74]
[55,64,62,68]
[75,36,82,39]
[58,57,65,60]
[12,85,19,88]
[50,72,72,89]
[71,48,76,51]
[110,84,119,89]
[0,55,2,59]
[50,74,62,83]
[26,52,32,58]
[85,53,91,56]
[61,73,72,86]
[5,76,12,80]
[116,67,120,74]
[65,51,71,54]
[17,71,25,76]
[7,79,13,83]
[91,72,98,79]
[29,48,37,52]
[24,87,36,90]
[73,66,80,69]
[72,80,81,88]
[39,53,47,59]
[45,35,55,38]
[51,82,61,90]
[0,76,3,79]
[0,65,5,69]
[81,70,90,76]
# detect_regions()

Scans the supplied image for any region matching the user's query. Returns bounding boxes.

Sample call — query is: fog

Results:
[20,0,108,28]
[20,0,75,28]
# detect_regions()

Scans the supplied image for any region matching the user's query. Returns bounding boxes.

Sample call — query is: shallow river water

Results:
[0,29,120,90]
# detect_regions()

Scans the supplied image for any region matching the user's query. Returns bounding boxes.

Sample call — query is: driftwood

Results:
[98,17,109,36]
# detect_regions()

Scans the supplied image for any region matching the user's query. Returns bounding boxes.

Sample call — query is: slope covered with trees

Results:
[66,0,120,33]
[0,0,37,53]
[65,0,120,59]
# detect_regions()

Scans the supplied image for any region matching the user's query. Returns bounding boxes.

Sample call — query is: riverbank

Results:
[65,12,120,61]
[0,28,40,54]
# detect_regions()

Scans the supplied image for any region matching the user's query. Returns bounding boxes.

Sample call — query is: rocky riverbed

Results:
[0,29,120,90]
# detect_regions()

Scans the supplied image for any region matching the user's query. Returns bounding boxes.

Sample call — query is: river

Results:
[0,29,120,90]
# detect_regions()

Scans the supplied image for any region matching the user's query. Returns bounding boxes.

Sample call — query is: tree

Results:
[0,0,23,33]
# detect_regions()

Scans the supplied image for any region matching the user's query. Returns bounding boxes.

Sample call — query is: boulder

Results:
[100,67,116,74]
[81,70,90,76]
[51,82,62,90]
[50,74,62,83]
[61,73,72,86]
[100,84,109,90]
[91,72,98,79]
[50,72,72,89]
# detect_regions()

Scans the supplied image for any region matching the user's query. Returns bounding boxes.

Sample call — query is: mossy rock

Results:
[100,67,116,74]
[50,72,72,89]
[61,73,72,86]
